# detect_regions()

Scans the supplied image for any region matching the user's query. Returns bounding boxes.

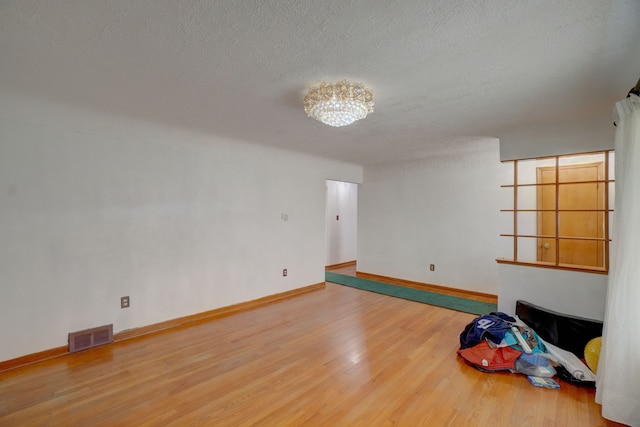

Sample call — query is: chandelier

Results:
[303,80,374,127]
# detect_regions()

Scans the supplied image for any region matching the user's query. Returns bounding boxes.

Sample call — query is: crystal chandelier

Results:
[303,80,374,127]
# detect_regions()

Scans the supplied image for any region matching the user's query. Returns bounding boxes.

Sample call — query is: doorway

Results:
[325,180,358,269]
[536,162,605,267]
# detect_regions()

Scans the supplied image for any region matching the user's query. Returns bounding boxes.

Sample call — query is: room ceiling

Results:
[1,1,639,166]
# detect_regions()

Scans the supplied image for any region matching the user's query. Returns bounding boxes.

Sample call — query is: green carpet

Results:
[325,272,497,316]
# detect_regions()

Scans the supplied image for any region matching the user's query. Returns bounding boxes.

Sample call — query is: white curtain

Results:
[596,93,640,426]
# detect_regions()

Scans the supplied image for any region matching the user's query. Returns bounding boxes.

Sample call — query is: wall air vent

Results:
[68,324,114,353]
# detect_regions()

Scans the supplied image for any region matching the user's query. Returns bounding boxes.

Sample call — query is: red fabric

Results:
[457,340,522,371]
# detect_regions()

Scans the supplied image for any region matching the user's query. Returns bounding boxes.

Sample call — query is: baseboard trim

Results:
[0,345,68,374]
[0,282,325,373]
[114,282,325,341]
[325,260,356,269]
[356,271,497,304]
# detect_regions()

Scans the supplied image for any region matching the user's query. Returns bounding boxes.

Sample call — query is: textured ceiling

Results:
[1,0,639,165]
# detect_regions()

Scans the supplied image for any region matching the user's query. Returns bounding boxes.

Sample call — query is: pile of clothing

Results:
[457,312,596,385]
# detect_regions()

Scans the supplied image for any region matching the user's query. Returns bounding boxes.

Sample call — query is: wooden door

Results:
[537,162,604,267]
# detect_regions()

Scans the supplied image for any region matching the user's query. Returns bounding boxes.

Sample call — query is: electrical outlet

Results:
[283,268,288,277]
[121,296,130,309]
[429,264,435,271]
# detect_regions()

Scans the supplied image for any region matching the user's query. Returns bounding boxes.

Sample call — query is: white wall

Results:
[357,139,503,295]
[500,115,614,161]
[497,264,607,320]
[325,180,358,266]
[496,116,614,320]
[0,104,362,362]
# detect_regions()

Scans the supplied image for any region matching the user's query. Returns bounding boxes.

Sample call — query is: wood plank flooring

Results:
[0,278,620,426]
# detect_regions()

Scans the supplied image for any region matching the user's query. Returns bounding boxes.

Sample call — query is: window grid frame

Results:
[497,150,614,274]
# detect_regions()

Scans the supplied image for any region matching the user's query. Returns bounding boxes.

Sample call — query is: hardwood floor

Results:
[0,281,619,426]
[327,261,357,276]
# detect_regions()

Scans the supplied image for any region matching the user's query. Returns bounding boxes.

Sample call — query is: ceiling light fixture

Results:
[303,80,374,127]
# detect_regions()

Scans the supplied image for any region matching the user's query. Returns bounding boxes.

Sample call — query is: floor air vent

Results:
[68,324,114,353]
